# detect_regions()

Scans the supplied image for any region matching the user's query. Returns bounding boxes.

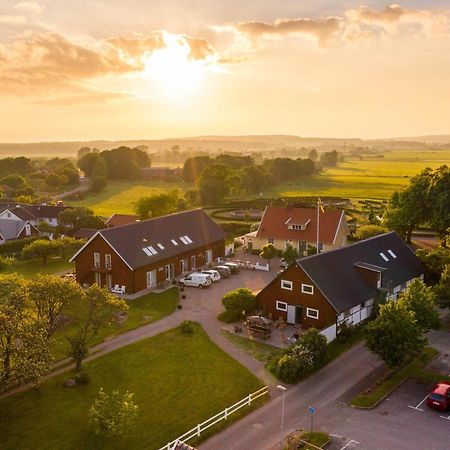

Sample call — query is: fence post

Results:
[224,407,228,420]
[197,423,201,437]
[248,393,252,405]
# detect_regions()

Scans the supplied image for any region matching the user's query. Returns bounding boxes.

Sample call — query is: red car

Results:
[426,381,450,411]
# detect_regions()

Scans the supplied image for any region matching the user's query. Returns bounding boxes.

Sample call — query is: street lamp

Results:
[277,384,287,450]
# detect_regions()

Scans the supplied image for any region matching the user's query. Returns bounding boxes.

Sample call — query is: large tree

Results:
[57,207,105,232]
[398,278,440,331]
[66,285,128,371]
[28,275,83,339]
[259,243,278,269]
[427,165,450,242]
[133,189,180,220]
[435,264,450,309]
[282,244,299,265]
[21,239,62,265]
[365,300,425,368]
[198,164,233,205]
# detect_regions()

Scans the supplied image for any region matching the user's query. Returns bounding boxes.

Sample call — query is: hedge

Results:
[0,236,49,257]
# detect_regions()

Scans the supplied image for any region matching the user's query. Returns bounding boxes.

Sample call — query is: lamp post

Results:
[277,384,287,450]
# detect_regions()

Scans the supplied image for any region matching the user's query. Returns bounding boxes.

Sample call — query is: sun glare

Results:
[143,34,208,99]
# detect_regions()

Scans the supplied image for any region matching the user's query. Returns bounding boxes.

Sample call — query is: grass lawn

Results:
[297,431,330,450]
[70,179,191,216]
[222,331,281,363]
[351,347,450,408]
[0,324,264,450]
[51,287,179,360]
[4,256,74,279]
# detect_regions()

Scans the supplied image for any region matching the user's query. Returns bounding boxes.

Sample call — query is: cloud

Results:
[217,3,450,48]
[0,15,27,25]
[107,35,166,58]
[14,2,43,15]
[181,36,215,61]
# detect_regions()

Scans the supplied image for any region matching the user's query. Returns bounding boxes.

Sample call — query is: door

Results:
[191,255,196,270]
[205,249,213,264]
[146,270,156,288]
[295,306,303,324]
[94,272,102,286]
[165,264,172,280]
[106,274,112,290]
[287,305,296,324]
[180,259,185,273]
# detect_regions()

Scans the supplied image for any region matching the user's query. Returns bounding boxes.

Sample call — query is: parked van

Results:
[201,269,221,282]
[179,273,212,288]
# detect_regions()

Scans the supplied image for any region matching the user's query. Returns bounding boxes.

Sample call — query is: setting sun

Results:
[142,34,209,99]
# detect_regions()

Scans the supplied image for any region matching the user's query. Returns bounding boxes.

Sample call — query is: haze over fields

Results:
[1,1,450,142]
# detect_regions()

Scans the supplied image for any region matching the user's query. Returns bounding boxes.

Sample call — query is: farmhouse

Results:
[244,206,348,254]
[0,204,70,227]
[0,219,39,244]
[256,232,424,341]
[70,209,225,294]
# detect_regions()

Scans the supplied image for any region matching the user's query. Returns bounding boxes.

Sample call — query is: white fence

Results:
[320,323,337,342]
[157,386,269,450]
[217,258,269,272]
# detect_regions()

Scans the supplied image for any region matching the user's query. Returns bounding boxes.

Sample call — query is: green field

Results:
[4,256,73,279]
[0,324,264,450]
[70,179,190,216]
[272,150,450,200]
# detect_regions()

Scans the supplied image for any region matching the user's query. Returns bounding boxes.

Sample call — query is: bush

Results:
[74,371,90,385]
[276,345,314,383]
[217,309,243,323]
[298,328,327,368]
[354,224,387,241]
[0,255,14,271]
[89,176,107,193]
[276,354,300,383]
[0,236,48,257]
[222,288,256,313]
[180,320,195,334]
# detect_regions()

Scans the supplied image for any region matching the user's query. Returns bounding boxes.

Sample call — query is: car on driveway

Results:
[213,265,231,277]
[179,273,212,288]
[426,381,450,411]
[223,262,240,274]
[201,269,221,282]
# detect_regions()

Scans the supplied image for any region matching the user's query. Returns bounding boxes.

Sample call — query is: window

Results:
[281,280,293,290]
[318,242,324,252]
[148,246,158,255]
[301,284,314,295]
[157,243,165,250]
[93,252,100,268]
[268,238,274,244]
[380,252,389,262]
[387,249,397,259]
[180,236,189,245]
[184,235,193,243]
[105,254,112,270]
[142,247,152,256]
[171,239,178,246]
[276,301,287,312]
[306,308,319,319]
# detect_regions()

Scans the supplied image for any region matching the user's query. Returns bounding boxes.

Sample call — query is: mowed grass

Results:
[70,179,191,216]
[51,287,180,360]
[0,324,264,450]
[4,256,74,279]
[271,150,450,200]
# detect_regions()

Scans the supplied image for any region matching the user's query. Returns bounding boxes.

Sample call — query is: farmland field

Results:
[272,150,450,200]
[70,179,191,216]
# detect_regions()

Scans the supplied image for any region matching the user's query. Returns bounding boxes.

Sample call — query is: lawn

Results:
[4,256,73,279]
[351,347,450,408]
[51,287,180,360]
[70,179,191,216]
[0,324,264,450]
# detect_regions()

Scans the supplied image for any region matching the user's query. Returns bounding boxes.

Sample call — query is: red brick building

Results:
[256,232,424,341]
[70,209,225,295]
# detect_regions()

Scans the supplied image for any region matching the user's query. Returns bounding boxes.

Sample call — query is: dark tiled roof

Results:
[74,209,225,270]
[297,232,424,313]
[256,206,346,244]
[9,207,36,220]
[74,228,97,240]
[0,219,31,240]
[5,205,69,220]
[105,213,139,227]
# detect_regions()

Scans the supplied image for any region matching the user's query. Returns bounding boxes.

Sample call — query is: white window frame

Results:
[281,279,293,290]
[301,283,314,295]
[93,252,100,268]
[268,238,274,244]
[306,308,319,319]
[105,254,112,270]
[276,301,288,312]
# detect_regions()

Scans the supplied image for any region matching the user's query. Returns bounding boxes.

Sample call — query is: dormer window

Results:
[287,219,310,231]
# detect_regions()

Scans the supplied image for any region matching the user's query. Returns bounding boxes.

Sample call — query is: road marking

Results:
[340,439,360,450]
[330,434,343,438]
[408,393,428,411]
[440,414,450,421]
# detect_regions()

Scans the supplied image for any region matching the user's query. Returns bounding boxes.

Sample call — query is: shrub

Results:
[354,224,387,241]
[74,371,90,385]
[222,288,256,313]
[180,320,195,335]
[276,345,314,383]
[89,176,107,193]
[0,255,14,271]
[217,309,243,323]
[276,354,300,383]
[298,328,328,369]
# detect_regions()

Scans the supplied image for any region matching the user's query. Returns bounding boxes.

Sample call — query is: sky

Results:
[1,1,450,142]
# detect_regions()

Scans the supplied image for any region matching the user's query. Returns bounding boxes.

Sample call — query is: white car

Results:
[201,269,221,282]
[179,273,212,288]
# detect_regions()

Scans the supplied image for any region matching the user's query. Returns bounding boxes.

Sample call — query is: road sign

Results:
[308,406,315,414]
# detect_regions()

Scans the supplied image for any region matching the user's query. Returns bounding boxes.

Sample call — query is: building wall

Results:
[74,235,225,294]
[256,264,337,330]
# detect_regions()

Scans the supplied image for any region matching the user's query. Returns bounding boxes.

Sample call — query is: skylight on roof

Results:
[387,249,397,259]
[184,235,193,243]
[380,252,389,262]
[179,236,188,245]
[157,243,165,250]
[171,239,178,246]
[148,246,158,255]
[142,247,152,256]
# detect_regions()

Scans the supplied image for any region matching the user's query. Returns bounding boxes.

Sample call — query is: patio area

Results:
[222,318,304,349]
